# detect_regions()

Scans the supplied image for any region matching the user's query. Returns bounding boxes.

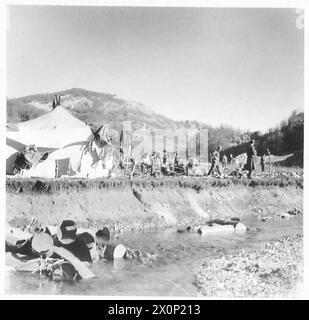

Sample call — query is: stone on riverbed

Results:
[194,234,303,298]
[198,224,235,235]
[235,222,247,232]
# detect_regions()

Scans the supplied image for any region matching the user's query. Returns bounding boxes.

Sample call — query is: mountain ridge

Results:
[7,88,303,158]
[7,87,187,131]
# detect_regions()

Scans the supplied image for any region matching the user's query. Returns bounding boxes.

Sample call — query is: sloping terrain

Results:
[223,112,304,166]
[7,88,249,155]
[7,88,184,131]
[6,177,303,232]
[7,88,303,164]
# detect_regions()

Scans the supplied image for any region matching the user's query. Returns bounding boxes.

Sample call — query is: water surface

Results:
[6,216,303,296]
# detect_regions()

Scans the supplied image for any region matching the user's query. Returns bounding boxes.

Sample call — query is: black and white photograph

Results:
[2,1,307,300]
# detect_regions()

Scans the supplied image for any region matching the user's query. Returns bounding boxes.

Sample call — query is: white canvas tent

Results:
[6,106,114,178]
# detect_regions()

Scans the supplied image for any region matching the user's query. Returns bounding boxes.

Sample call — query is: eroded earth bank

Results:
[6,176,303,297]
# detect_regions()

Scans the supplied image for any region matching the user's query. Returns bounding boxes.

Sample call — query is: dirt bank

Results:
[6,177,303,231]
[6,175,303,192]
[194,234,303,298]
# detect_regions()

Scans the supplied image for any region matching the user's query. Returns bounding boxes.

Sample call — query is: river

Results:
[5,215,303,296]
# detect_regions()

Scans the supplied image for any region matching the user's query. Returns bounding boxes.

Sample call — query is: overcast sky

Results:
[7,6,304,132]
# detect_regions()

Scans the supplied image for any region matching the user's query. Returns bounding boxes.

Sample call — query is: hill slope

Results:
[13,88,305,162]
[7,88,251,156]
[223,112,304,167]
[7,88,184,131]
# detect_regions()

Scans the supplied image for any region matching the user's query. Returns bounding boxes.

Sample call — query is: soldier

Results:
[129,154,136,179]
[150,152,156,176]
[140,153,150,177]
[207,146,222,177]
[246,140,257,179]
[222,154,228,168]
[260,154,265,173]
[173,151,179,168]
[161,150,169,175]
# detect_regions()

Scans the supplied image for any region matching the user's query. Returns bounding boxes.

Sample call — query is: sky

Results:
[7,6,304,132]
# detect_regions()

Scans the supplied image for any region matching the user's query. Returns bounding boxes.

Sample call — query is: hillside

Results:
[7,88,183,132]
[223,111,304,167]
[7,88,303,162]
[7,88,250,157]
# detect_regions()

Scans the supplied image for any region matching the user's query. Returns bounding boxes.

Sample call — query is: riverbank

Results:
[194,234,303,298]
[6,176,303,232]
[6,175,303,192]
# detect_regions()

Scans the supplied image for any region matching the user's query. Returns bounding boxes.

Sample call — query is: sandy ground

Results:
[194,234,303,298]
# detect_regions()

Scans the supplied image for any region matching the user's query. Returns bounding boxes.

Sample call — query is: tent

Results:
[6,106,115,178]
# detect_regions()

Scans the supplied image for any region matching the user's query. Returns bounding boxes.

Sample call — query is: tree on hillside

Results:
[280,119,288,129]
[222,110,304,162]
[288,109,299,125]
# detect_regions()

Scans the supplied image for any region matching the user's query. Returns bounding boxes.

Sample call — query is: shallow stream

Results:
[6,216,303,296]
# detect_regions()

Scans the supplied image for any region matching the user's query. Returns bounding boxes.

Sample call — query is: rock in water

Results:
[198,224,235,235]
[235,223,247,232]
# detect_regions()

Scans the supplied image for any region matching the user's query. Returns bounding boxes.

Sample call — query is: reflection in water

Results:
[6,216,303,296]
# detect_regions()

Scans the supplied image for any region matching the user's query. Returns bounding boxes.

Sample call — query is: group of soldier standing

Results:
[127,150,182,178]
[207,139,269,179]
[126,139,269,179]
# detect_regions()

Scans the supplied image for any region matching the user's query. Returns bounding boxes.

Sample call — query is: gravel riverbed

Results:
[194,234,303,298]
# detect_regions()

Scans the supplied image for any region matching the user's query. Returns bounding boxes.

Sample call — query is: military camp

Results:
[5,6,304,299]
